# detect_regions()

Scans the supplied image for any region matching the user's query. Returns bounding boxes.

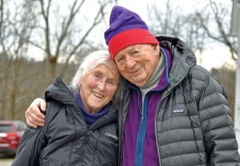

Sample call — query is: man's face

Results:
[114,44,160,87]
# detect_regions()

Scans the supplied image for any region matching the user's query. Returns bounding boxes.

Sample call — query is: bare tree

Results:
[0,0,3,38]
[147,0,208,54]
[147,0,237,62]
[195,0,238,61]
[0,0,39,120]
[21,0,115,82]
[0,0,118,120]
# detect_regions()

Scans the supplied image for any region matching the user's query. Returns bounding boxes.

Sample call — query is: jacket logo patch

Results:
[173,108,185,113]
[105,133,118,140]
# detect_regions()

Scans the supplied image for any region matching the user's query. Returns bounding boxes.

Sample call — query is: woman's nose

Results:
[97,81,106,90]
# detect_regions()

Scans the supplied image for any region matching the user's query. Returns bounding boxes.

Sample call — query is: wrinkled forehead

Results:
[115,44,151,59]
[91,64,120,78]
[114,44,139,58]
[121,44,144,52]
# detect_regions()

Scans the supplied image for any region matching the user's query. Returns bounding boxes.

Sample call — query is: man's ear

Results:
[153,44,159,50]
[152,44,160,55]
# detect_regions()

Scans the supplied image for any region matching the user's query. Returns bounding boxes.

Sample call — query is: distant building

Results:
[231,0,240,152]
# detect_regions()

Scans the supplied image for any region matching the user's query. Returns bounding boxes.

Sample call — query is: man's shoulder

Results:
[189,65,212,78]
[188,65,224,91]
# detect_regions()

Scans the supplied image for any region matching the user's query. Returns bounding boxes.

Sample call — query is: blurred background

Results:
[0,0,239,165]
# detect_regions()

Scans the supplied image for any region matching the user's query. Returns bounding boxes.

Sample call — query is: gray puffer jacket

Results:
[12,77,119,166]
[117,36,240,166]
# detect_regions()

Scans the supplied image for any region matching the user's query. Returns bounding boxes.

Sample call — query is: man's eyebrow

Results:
[129,45,142,50]
[115,45,141,58]
[124,47,136,53]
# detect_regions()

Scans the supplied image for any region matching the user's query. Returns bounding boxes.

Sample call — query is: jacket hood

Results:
[156,36,197,90]
[45,77,76,106]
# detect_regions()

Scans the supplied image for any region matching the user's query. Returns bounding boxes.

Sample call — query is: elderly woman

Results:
[11,50,120,166]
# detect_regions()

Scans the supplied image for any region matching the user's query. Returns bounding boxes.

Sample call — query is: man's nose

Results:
[126,56,136,68]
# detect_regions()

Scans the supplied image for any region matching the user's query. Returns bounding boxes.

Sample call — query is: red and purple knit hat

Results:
[104,6,159,60]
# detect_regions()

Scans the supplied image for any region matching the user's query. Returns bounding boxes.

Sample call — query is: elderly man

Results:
[25,6,239,166]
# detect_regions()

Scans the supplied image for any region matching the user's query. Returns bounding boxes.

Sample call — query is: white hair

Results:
[70,50,120,102]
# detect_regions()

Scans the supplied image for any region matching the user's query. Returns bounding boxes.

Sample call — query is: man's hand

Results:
[25,98,46,128]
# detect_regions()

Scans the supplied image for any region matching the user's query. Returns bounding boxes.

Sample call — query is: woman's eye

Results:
[108,80,116,85]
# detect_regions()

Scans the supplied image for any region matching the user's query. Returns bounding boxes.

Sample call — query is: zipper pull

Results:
[86,131,90,144]
[141,116,144,124]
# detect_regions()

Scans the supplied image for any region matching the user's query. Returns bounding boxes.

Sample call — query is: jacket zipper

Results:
[91,129,100,166]
[55,79,116,165]
[79,130,90,166]
[154,67,191,166]
[135,94,149,166]
[78,116,116,165]
[61,79,117,165]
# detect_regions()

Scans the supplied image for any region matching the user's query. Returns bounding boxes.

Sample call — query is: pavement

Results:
[0,154,14,166]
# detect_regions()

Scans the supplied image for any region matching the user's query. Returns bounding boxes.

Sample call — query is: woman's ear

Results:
[78,81,82,88]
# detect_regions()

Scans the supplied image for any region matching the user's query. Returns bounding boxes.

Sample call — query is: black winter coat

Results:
[117,36,240,166]
[12,77,119,166]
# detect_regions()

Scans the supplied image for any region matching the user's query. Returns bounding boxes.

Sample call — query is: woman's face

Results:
[79,64,120,114]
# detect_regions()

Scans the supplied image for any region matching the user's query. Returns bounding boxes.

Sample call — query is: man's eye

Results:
[132,51,139,54]
[117,57,124,62]
[94,74,99,78]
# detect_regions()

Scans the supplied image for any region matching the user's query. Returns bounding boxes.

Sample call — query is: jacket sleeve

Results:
[11,126,46,166]
[199,75,240,165]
